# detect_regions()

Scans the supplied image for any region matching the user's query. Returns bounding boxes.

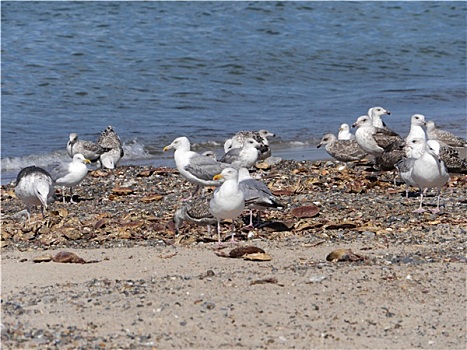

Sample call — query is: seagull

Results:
[209,167,245,242]
[317,133,367,162]
[238,168,283,228]
[15,166,55,221]
[173,197,218,236]
[337,123,355,140]
[368,106,391,128]
[395,157,418,198]
[220,137,263,168]
[224,129,275,160]
[374,139,406,171]
[407,137,467,173]
[407,138,450,213]
[405,114,427,143]
[427,140,467,173]
[50,154,91,203]
[353,115,401,157]
[163,137,228,198]
[202,150,217,161]
[67,132,107,162]
[426,120,467,147]
[97,126,125,169]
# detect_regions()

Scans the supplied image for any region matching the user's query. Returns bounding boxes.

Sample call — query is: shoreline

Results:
[1,158,466,349]
[0,145,331,185]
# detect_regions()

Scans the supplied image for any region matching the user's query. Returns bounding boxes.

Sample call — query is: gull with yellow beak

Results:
[50,153,91,203]
[163,136,228,198]
[209,167,245,242]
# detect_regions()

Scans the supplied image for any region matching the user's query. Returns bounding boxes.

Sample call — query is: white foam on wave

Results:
[1,150,70,172]
[121,140,153,160]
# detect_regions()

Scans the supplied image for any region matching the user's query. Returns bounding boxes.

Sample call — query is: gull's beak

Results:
[213,174,223,181]
[163,145,171,152]
[84,159,91,164]
[386,110,391,115]
[352,122,357,128]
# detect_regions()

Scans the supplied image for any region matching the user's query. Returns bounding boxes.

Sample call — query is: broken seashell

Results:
[243,252,272,261]
[33,254,54,263]
[291,205,319,218]
[326,248,365,262]
[53,251,86,264]
[112,187,134,195]
[229,246,265,258]
[140,194,163,202]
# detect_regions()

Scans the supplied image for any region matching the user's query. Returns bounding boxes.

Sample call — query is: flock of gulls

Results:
[13,107,466,242]
[14,126,124,220]
[319,106,466,212]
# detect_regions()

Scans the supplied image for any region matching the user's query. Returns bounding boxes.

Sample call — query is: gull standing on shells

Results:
[373,139,406,171]
[238,168,283,228]
[318,133,367,162]
[426,120,467,147]
[427,140,467,173]
[337,123,355,140]
[67,132,107,162]
[224,129,275,160]
[163,137,228,198]
[220,137,263,168]
[395,156,418,198]
[395,136,426,198]
[50,154,91,203]
[407,138,450,213]
[15,166,55,221]
[173,197,218,236]
[209,167,245,242]
[98,126,125,169]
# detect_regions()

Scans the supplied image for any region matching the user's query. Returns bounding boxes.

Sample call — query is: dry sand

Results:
[1,159,466,349]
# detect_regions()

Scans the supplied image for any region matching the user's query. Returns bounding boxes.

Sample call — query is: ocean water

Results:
[2,1,466,184]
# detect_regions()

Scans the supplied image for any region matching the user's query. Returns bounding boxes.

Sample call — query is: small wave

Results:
[1,150,70,172]
[122,140,153,160]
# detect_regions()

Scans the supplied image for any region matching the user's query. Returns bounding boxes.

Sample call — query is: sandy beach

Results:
[1,159,466,349]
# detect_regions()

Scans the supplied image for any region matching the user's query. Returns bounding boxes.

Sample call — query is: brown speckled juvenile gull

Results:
[67,133,107,162]
[220,137,263,168]
[318,133,367,162]
[426,120,467,147]
[224,129,275,160]
[98,126,124,169]
[173,197,218,236]
[427,140,467,173]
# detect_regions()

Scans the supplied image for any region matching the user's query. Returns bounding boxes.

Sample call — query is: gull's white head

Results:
[411,114,427,126]
[368,106,391,118]
[164,137,190,152]
[352,115,371,128]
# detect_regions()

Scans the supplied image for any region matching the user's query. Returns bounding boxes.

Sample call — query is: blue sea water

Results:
[1,1,466,184]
